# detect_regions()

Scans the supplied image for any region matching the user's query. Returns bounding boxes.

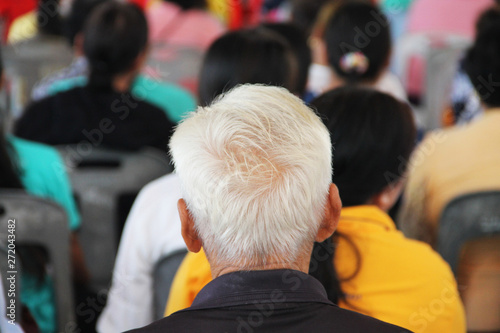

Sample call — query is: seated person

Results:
[97,25,301,333]
[444,4,500,126]
[0,46,87,333]
[399,6,500,246]
[164,88,466,333]
[308,1,407,101]
[127,84,409,333]
[310,87,465,332]
[31,0,196,124]
[14,2,174,151]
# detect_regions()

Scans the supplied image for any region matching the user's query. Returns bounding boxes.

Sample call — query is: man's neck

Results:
[209,249,312,279]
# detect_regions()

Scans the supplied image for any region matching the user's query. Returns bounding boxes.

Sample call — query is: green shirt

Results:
[48,75,196,123]
[9,136,80,333]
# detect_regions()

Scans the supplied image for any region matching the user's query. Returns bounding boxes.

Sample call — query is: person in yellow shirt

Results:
[165,87,466,333]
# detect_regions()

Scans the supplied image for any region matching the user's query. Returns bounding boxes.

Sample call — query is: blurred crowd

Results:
[0,0,499,332]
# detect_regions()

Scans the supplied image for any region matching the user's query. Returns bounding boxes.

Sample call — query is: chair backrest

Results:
[0,190,74,332]
[57,146,173,292]
[153,249,187,320]
[2,35,73,123]
[393,33,470,130]
[438,191,500,332]
[146,44,205,96]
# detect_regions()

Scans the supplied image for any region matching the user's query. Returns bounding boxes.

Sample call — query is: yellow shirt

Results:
[335,206,465,333]
[165,206,465,333]
[399,109,500,246]
[165,248,211,316]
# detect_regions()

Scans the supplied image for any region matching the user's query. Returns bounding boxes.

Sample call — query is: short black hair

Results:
[311,87,416,206]
[262,22,312,96]
[324,1,391,83]
[464,6,500,107]
[64,0,108,46]
[83,1,148,89]
[198,27,298,106]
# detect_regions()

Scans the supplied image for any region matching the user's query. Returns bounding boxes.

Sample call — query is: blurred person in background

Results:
[14,2,174,151]
[399,6,500,248]
[31,0,196,124]
[0,46,88,333]
[310,87,465,333]
[307,1,407,101]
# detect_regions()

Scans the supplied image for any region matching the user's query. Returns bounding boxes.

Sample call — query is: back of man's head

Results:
[170,84,332,267]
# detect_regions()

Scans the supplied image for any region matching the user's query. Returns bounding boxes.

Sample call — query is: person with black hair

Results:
[31,0,195,123]
[0,46,88,333]
[198,26,298,106]
[309,87,465,333]
[308,1,407,101]
[14,1,173,151]
[399,6,500,248]
[262,22,312,98]
[30,0,107,101]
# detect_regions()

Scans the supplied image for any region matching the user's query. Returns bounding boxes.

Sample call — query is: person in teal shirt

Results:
[8,136,86,333]
[47,73,196,124]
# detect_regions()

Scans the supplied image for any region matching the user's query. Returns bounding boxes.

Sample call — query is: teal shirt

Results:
[9,136,80,333]
[48,75,196,123]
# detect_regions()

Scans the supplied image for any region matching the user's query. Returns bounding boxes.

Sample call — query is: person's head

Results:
[323,1,391,84]
[170,84,341,273]
[464,6,500,108]
[83,1,149,90]
[64,0,108,48]
[312,87,416,210]
[166,0,206,10]
[198,27,298,106]
[262,23,312,96]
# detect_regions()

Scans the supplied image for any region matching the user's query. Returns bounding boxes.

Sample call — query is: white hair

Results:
[169,84,332,266]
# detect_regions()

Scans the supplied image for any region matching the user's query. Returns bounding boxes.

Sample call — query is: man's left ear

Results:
[178,199,202,253]
[316,183,342,242]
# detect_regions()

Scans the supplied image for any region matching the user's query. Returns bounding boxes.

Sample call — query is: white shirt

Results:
[307,63,408,102]
[97,174,186,332]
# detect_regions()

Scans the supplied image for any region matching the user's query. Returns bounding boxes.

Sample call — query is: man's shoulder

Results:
[128,302,411,333]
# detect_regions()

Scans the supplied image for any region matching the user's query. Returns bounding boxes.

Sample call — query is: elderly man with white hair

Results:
[128,84,410,333]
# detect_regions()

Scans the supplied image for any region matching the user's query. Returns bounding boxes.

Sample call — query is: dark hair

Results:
[83,2,148,90]
[312,87,416,207]
[309,87,416,305]
[291,0,331,36]
[64,0,108,46]
[198,27,298,106]
[464,6,500,107]
[37,0,63,36]
[324,1,391,83]
[262,23,312,96]
[166,0,206,10]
